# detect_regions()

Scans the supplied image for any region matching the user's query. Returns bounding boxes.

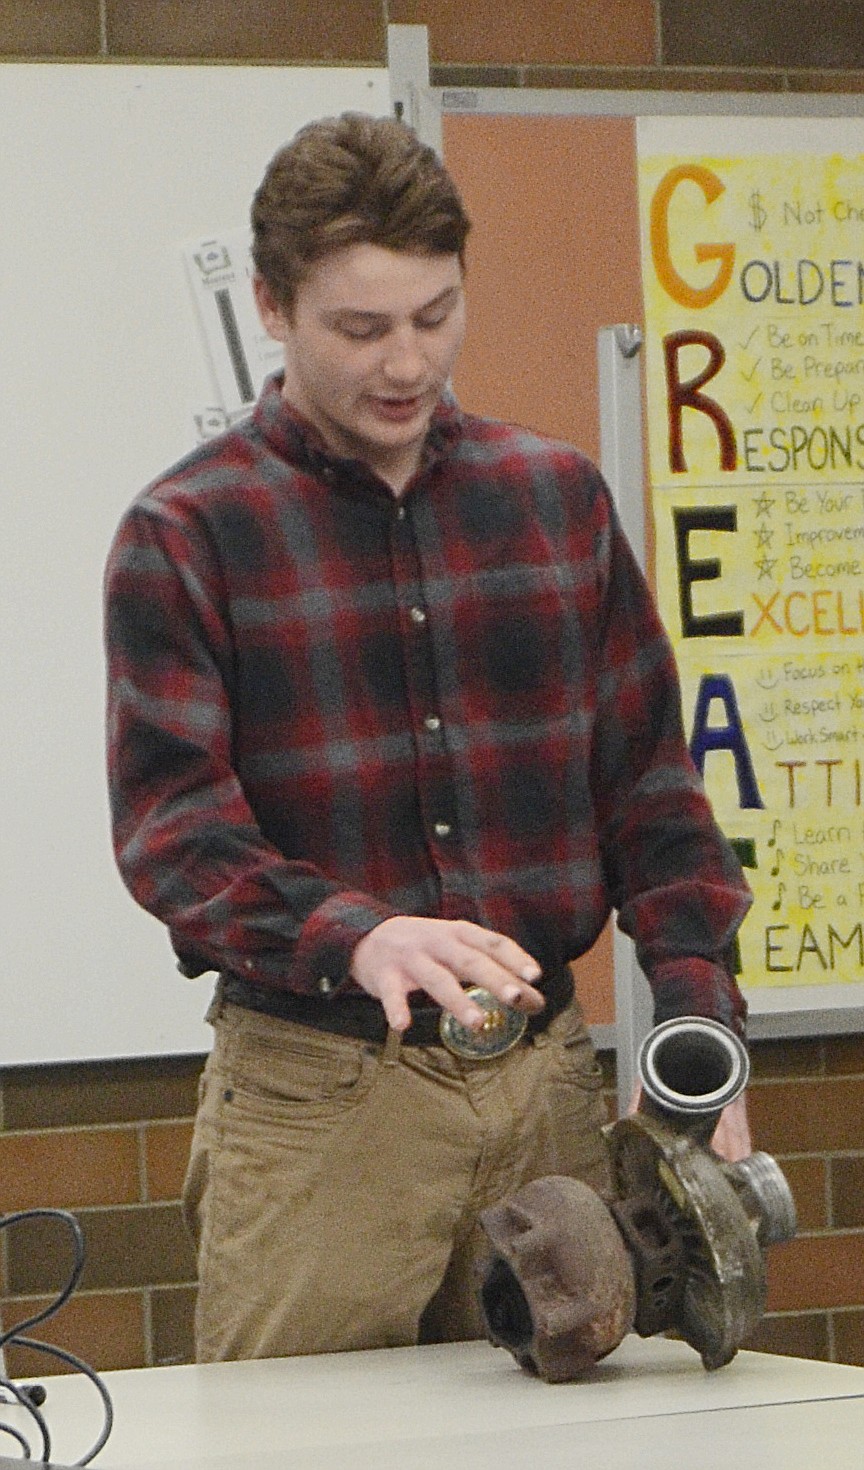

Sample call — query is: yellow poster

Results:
[638,118,864,991]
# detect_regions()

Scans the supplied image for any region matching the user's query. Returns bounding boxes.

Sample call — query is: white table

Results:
[3,1335,864,1469]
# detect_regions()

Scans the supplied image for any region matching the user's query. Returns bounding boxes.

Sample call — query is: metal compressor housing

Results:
[477,1016,797,1380]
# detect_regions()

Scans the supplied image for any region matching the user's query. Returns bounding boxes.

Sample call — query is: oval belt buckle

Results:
[439,986,528,1060]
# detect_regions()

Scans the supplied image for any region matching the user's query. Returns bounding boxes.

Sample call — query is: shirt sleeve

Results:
[586,476,752,1039]
[104,499,395,998]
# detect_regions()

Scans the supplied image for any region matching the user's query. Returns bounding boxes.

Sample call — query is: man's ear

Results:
[252,274,290,342]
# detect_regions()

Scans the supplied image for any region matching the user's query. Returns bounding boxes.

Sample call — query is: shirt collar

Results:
[252,373,464,488]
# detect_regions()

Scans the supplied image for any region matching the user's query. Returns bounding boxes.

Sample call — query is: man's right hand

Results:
[349,916,545,1034]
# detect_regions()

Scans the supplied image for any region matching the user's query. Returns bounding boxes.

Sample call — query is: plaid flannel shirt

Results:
[105,376,750,1035]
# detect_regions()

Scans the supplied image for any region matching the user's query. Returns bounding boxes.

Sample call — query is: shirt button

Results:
[410,606,427,624]
[243,958,254,972]
[424,715,441,732]
[434,821,452,838]
[396,505,407,521]
[319,975,335,995]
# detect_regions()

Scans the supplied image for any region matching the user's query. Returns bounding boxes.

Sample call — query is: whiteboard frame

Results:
[436,88,864,119]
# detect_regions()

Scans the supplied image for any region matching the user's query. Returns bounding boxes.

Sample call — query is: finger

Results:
[452,923,542,983]
[401,954,489,1028]
[438,939,545,1013]
[376,959,488,1032]
[373,970,415,1034]
[711,1096,752,1163]
[494,978,546,1013]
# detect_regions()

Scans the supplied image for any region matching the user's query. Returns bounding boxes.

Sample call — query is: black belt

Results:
[219,965,574,1048]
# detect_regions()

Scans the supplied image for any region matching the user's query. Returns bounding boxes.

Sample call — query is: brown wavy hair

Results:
[251,113,471,311]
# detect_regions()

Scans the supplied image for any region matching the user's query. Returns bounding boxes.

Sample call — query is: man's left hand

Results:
[708,1092,751,1162]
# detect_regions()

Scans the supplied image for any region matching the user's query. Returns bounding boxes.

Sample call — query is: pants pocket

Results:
[217,1012,378,1123]
[550,1004,606,1091]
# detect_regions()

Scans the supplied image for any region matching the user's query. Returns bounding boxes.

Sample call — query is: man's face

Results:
[254,243,466,491]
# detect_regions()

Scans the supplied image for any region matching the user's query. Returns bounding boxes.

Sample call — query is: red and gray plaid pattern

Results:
[104,377,750,1034]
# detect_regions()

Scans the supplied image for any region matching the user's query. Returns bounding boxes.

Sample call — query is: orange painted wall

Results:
[446,113,644,1025]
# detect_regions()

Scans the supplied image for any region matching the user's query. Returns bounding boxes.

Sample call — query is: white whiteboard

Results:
[1,63,389,1066]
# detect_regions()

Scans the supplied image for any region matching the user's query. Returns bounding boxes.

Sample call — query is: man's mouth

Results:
[368,394,426,423]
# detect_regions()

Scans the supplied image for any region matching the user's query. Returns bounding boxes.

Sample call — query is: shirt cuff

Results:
[291,891,397,1000]
[649,955,748,1041]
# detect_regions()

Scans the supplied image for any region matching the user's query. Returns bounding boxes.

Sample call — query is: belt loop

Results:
[383,1027,403,1067]
[204,978,226,1026]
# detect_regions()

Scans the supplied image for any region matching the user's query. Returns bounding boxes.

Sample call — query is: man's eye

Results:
[338,321,385,341]
[416,312,448,330]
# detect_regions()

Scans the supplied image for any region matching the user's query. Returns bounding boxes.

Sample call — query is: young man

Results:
[104,113,752,1362]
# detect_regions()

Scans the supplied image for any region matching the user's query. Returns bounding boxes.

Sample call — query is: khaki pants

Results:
[182,996,610,1362]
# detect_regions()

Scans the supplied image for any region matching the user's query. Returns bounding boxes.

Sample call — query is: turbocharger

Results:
[477,1016,796,1381]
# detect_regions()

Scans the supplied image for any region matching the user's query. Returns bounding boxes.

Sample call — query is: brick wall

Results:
[2,0,863,1375]
[2,0,864,89]
[741,1036,864,1363]
[3,1038,864,1372]
[0,1059,200,1371]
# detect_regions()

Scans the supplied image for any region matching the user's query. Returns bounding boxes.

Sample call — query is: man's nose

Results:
[381,328,425,382]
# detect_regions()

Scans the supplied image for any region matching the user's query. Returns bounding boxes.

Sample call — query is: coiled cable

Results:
[0,1209,113,1464]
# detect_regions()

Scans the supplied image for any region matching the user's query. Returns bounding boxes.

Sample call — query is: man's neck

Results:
[279,383,426,496]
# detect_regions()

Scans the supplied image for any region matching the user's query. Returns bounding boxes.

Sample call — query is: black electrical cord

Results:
[0,1373,52,1462]
[0,1208,114,1465]
[0,1420,33,1457]
[4,1340,114,1464]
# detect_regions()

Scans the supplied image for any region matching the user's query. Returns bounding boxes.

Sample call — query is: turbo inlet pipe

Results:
[636,1015,749,1145]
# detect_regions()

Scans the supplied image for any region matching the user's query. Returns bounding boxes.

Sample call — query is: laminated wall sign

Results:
[637,116,864,992]
[182,228,284,429]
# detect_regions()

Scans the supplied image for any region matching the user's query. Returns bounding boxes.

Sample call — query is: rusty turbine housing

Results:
[478,1016,797,1382]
